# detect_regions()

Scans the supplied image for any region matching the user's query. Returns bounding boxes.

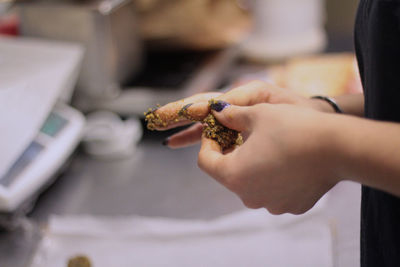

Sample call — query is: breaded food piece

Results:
[144,93,220,130]
[144,107,168,130]
[67,255,91,267]
[145,99,242,150]
[203,113,242,150]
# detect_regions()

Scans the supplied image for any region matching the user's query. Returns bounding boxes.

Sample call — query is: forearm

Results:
[328,115,400,196]
[334,93,364,117]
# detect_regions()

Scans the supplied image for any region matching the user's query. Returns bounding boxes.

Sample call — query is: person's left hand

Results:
[197,102,341,214]
[154,81,334,148]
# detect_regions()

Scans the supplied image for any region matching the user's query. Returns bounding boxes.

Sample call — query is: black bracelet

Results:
[311,96,343,114]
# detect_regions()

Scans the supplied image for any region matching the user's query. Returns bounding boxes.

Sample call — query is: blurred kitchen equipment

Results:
[267,53,361,97]
[0,36,84,222]
[82,111,142,159]
[135,0,251,50]
[0,0,13,15]
[77,46,241,115]
[0,0,19,36]
[242,0,327,61]
[18,0,142,100]
[18,0,246,116]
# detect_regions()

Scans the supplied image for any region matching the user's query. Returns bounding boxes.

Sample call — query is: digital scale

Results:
[0,103,85,213]
[0,36,84,222]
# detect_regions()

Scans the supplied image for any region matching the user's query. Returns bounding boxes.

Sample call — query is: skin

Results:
[198,102,400,214]
[155,81,396,214]
[198,104,339,214]
[157,81,364,148]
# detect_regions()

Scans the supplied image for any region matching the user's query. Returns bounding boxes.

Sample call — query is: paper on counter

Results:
[31,209,333,267]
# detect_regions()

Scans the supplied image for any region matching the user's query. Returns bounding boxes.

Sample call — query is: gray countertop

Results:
[0,137,361,267]
[0,138,245,267]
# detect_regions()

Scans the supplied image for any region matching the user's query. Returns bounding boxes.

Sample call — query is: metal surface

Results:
[0,138,244,267]
[0,137,361,267]
[18,0,142,99]
[31,140,244,220]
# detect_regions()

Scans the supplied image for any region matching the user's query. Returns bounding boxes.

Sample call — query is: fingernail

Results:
[162,137,170,146]
[178,103,193,117]
[210,100,230,112]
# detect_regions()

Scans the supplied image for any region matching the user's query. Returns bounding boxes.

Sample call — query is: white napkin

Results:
[31,209,332,267]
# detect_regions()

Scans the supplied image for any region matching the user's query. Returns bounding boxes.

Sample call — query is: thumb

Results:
[210,100,253,131]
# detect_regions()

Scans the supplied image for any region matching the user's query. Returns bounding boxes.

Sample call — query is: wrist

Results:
[315,114,350,184]
[320,114,375,185]
[310,96,343,114]
[310,98,335,113]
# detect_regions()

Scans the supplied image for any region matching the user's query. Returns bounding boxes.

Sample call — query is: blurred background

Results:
[0,1,362,266]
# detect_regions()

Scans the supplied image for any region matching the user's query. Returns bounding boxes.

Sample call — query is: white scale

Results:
[0,36,85,214]
[0,103,84,212]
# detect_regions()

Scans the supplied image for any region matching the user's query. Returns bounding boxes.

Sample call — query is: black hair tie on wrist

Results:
[311,95,343,114]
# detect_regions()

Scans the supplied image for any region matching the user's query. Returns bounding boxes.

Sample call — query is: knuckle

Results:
[197,153,206,171]
[242,198,264,209]
[266,205,287,215]
[266,202,311,215]
[291,208,307,215]
[291,204,312,215]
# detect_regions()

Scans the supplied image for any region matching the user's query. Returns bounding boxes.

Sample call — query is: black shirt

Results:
[354,0,400,266]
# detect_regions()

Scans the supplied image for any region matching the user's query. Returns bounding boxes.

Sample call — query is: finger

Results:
[183,101,213,122]
[210,103,253,132]
[166,123,203,149]
[184,80,278,121]
[219,80,277,106]
[198,134,228,183]
[148,92,221,130]
[149,119,194,131]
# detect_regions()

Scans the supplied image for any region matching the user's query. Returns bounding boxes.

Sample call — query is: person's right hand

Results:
[197,102,341,214]
[159,81,336,148]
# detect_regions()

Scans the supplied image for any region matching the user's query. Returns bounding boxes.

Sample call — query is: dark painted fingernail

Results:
[210,100,230,112]
[178,103,193,116]
[162,137,170,146]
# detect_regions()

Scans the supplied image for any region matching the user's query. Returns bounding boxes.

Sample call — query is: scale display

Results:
[0,112,69,188]
[0,104,84,212]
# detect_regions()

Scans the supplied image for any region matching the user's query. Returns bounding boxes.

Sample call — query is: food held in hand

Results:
[67,255,91,267]
[203,113,242,150]
[145,99,242,150]
[145,107,166,130]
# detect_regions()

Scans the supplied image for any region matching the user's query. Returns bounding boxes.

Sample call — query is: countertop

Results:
[0,135,361,267]
[0,137,245,267]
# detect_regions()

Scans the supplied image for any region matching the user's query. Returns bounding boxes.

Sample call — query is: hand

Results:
[154,81,336,148]
[197,102,341,214]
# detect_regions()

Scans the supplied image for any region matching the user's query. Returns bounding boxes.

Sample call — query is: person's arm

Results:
[197,102,400,214]
[311,93,364,117]
[332,114,400,196]
[154,81,365,148]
